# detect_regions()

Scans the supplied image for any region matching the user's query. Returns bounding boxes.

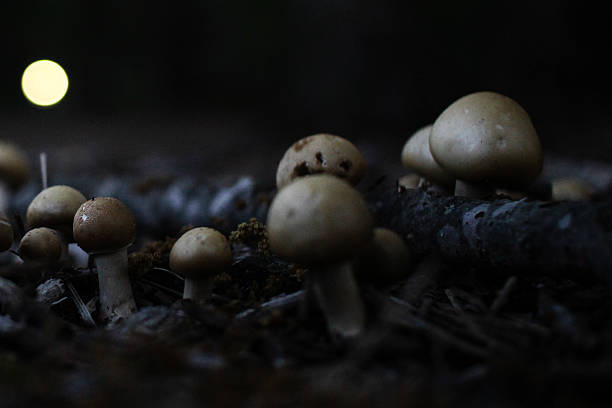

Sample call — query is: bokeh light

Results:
[21,60,69,106]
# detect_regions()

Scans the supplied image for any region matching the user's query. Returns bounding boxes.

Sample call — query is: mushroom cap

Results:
[27,185,87,240]
[551,178,594,201]
[354,227,412,285]
[267,174,373,266]
[0,211,13,252]
[18,227,65,263]
[0,141,29,188]
[73,197,136,254]
[275,134,366,190]
[401,125,455,187]
[169,227,232,279]
[430,91,542,188]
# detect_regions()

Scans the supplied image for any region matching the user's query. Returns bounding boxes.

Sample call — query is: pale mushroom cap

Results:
[276,134,366,190]
[73,197,136,254]
[18,227,65,263]
[355,227,411,284]
[27,185,87,239]
[169,227,232,279]
[267,174,373,266]
[430,92,542,188]
[551,178,594,201]
[401,125,454,187]
[0,211,13,252]
[0,141,29,188]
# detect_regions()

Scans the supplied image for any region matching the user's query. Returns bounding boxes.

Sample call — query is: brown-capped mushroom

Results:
[353,227,412,287]
[0,211,13,252]
[169,227,232,303]
[401,125,454,194]
[267,174,373,338]
[430,92,542,198]
[17,227,66,266]
[73,197,137,322]
[0,141,30,211]
[275,134,366,190]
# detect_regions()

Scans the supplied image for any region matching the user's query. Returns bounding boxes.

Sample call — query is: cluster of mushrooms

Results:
[0,91,596,338]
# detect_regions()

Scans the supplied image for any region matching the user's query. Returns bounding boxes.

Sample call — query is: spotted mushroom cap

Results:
[73,197,136,254]
[430,91,542,188]
[18,227,65,264]
[267,174,373,266]
[401,125,455,187]
[275,134,366,190]
[0,211,13,252]
[27,185,87,240]
[169,227,232,279]
[0,141,29,188]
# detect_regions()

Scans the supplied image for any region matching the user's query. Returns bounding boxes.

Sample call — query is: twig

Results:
[65,280,96,327]
[490,276,518,314]
[236,290,304,320]
[139,277,183,297]
[152,266,185,281]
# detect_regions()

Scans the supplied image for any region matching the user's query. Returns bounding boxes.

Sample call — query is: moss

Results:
[229,218,270,256]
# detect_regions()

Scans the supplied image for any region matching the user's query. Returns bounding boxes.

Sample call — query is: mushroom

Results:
[276,134,366,190]
[0,211,13,252]
[429,92,542,198]
[401,125,455,194]
[27,184,88,267]
[169,227,232,303]
[551,178,594,201]
[353,227,412,287]
[17,227,66,267]
[266,174,373,338]
[73,197,137,322]
[0,141,30,212]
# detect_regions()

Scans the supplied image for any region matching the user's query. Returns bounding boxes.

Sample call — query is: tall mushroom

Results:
[169,227,232,303]
[73,197,137,322]
[429,92,542,198]
[0,141,30,212]
[267,174,373,338]
[0,211,13,252]
[276,134,366,190]
[401,125,455,194]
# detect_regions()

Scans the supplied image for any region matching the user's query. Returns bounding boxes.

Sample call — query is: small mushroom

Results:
[17,227,66,267]
[73,197,137,322]
[401,125,455,194]
[276,134,366,190]
[429,92,542,198]
[397,174,422,191]
[353,227,412,287]
[551,178,594,201]
[0,141,30,211]
[267,174,373,338]
[0,211,13,252]
[169,227,232,303]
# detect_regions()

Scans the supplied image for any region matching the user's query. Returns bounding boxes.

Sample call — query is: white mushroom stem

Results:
[310,262,365,338]
[455,180,493,199]
[184,276,215,302]
[0,181,10,212]
[94,248,137,322]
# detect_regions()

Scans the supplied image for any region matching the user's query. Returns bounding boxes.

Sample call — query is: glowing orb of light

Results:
[21,60,69,106]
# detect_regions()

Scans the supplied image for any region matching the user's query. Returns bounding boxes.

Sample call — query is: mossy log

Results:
[369,187,612,281]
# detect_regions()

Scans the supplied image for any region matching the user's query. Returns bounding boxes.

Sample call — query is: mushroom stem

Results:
[455,180,493,199]
[311,262,365,338]
[94,248,136,322]
[0,181,10,212]
[183,277,215,303]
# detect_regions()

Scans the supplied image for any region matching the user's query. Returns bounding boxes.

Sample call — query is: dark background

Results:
[2,1,612,180]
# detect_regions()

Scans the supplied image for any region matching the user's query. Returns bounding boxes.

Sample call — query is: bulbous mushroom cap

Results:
[276,134,366,190]
[354,228,411,285]
[0,141,29,188]
[169,227,232,279]
[27,185,87,240]
[73,197,136,254]
[401,125,454,187]
[18,227,65,263]
[0,211,13,252]
[430,91,542,188]
[267,174,373,266]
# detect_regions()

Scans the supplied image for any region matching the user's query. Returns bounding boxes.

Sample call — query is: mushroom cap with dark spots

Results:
[73,197,136,254]
[275,134,366,190]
